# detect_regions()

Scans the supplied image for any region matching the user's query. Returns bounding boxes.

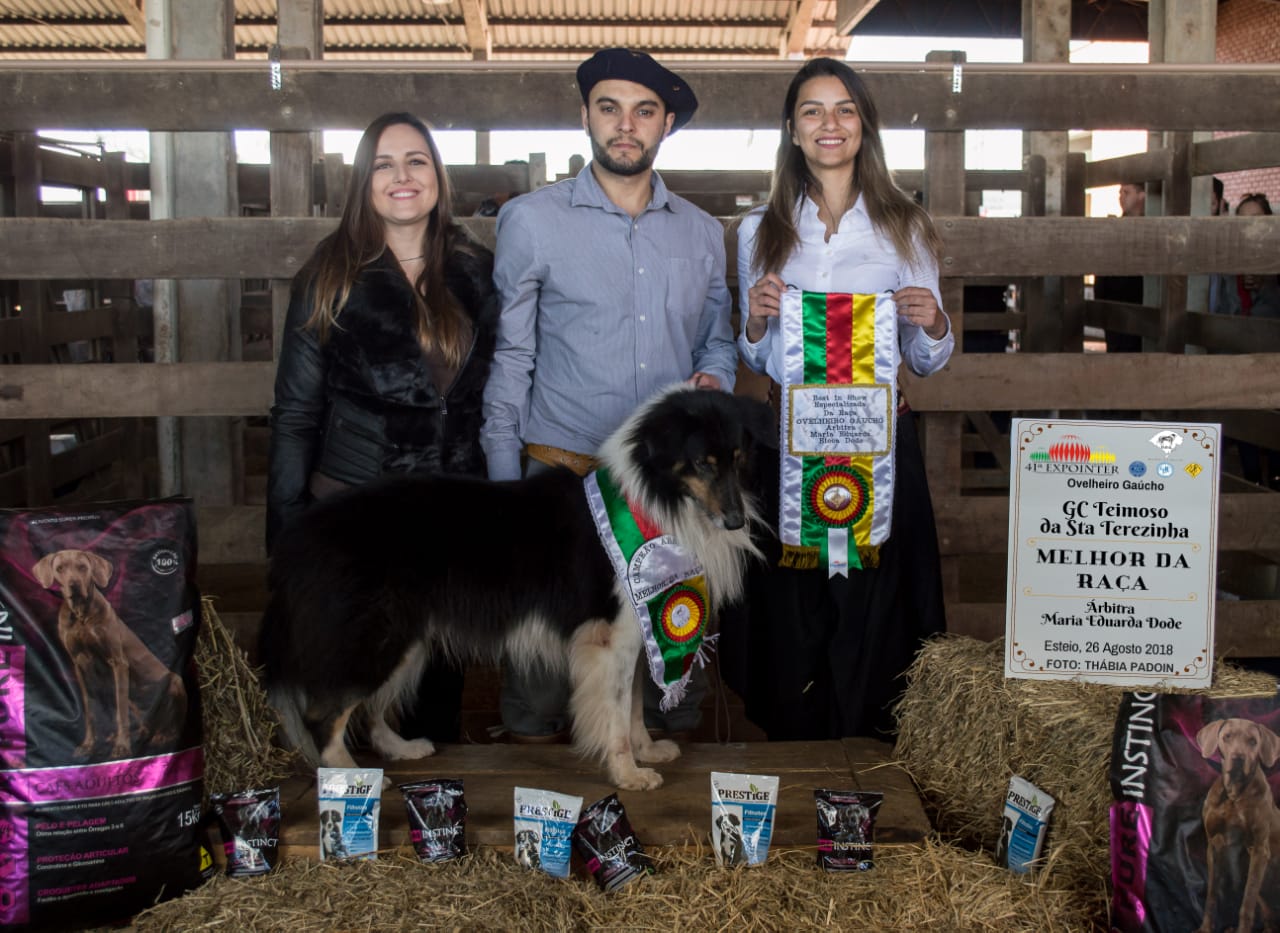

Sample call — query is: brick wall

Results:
[1215,0,1280,212]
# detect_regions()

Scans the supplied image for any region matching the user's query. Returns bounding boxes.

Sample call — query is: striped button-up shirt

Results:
[481,164,738,480]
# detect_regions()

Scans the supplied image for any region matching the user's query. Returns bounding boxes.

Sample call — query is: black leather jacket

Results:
[266,241,499,550]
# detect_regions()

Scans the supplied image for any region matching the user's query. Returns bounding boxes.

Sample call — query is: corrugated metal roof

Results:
[0,0,849,59]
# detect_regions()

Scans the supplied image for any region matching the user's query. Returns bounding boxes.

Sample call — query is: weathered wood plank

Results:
[933,492,1280,556]
[1192,132,1280,176]
[1082,299,1163,339]
[41,306,151,345]
[902,353,1280,411]
[1186,312,1280,354]
[3,63,1278,132]
[2,215,1275,279]
[0,362,274,418]
[1084,149,1174,189]
[947,600,1280,658]
[3,353,1276,422]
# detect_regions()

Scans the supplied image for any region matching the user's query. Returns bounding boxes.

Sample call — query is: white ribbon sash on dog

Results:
[584,468,709,712]
[779,289,897,577]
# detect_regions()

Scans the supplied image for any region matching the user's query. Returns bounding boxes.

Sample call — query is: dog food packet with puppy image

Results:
[399,778,466,863]
[317,767,383,861]
[0,498,211,929]
[814,789,883,872]
[209,787,281,877]
[1109,690,1280,933]
[710,772,780,867]
[513,786,583,879]
[994,775,1054,873]
[572,793,652,892]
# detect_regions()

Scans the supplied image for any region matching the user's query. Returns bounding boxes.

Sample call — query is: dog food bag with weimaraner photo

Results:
[710,772,779,867]
[513,787,582,879]
[399,778,466,863]
[572,793,652,892]
[1110,690,1280,933]
[0,498,209,929]
[317,767,383,861]
[815,788,883,872]
[209,787,281,878]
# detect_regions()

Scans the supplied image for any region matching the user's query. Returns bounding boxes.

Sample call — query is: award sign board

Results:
[1005,419,1220,687]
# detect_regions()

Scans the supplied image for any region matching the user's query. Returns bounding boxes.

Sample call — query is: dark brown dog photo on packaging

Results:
[1110,691,1280,933]
[0,499,210,930]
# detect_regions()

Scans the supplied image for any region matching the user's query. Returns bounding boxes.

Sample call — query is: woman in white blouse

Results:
[727,57,954,740]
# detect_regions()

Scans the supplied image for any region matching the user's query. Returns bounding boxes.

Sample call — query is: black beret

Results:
[576,48,699,133]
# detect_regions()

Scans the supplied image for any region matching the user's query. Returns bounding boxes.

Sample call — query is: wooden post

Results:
[14,134,52,504]
[1020,0,1070,353]
[923,50,966,607]
[168,0,241,506]
[1061,152,1086,354]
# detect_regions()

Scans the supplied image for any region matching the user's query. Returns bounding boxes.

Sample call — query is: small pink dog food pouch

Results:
[1109,690,1280,932]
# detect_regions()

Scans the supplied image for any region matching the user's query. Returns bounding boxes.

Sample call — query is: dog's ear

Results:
[733,394,779,450]
[86,552,113,589]
[1196,719,1226,758]
[32,553,58,589]
[1258,722,1280,769]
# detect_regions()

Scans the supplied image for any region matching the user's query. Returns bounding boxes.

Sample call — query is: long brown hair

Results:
[301,111,472,366]
[751,58,943,278]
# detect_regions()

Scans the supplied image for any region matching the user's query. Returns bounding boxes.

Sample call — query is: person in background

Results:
[725,57,953,740]
[268,111,499,744]
[1210,193,1279,318]
[1096,182,1146,353]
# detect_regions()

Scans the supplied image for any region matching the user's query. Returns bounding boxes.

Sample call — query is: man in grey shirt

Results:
[481,47,738,741]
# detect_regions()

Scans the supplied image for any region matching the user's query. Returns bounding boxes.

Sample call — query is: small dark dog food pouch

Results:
[572,793,651,892]
[1110,690,1280,933]
[0,498,209,928]
[399,779,466,863]
[210,787,281,877]
[815,788,882,871]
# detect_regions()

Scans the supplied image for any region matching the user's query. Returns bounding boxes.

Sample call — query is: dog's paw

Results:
[612,766,664,791]
[634,738,681,763]
[382,737,436,761]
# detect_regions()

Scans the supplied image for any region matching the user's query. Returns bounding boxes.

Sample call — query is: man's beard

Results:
[590,133,658,176]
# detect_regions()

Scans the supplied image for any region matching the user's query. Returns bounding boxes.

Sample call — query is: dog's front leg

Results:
[1196,830,1222,933]
[106,651,132,759]
[69,654,98,757]
[1236,835,1271,933]
[568,620,662,791]
[629,657,680,765]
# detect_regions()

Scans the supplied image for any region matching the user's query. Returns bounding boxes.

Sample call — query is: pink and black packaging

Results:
[210,787,281,877]
[399,779,466,862]
[0,499,210,928]
[815,788,883,871]
[572,793,651,891]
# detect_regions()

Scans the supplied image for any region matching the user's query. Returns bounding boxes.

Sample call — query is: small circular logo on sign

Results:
[151,548,180,576]
[1128,460,1147,478]
[1156,462,1174,478]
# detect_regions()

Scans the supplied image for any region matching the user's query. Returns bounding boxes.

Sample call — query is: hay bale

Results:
[133,839,1098,932]
[893,634,1276,909]
[196,597,297,797]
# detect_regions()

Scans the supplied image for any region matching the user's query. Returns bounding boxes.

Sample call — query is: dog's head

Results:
[514,829,540,868]
[607,386,776,532]
[715,811,745,864]
[32,549,113,610]
[1196,717,1280,788]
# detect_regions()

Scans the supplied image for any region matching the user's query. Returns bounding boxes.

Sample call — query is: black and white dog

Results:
[259,386,774,790]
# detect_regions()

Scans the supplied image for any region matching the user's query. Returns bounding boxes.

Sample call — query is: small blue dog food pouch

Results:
[710,771,779,867]
[513,787,582,878]
[995,774,1055,873]
[317,767,383,861]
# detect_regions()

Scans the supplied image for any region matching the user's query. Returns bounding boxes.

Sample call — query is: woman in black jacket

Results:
[267,111,498,742]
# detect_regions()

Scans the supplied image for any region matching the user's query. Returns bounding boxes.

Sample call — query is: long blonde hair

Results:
[300,112,471,366]
[752,58,942,278]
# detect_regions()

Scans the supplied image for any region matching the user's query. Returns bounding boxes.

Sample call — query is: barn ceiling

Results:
[0,0,1148,61]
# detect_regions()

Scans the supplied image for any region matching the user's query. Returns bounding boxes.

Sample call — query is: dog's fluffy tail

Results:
[266,683,321,766]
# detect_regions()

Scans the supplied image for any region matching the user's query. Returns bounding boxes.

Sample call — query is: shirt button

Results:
[639,362,647,370]
[638,268,645,274]
[639,315,646,322]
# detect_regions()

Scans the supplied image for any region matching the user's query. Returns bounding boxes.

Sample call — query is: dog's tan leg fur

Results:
[629,658,680,764]
[569,619,663,790]
[319,704,360,769]
[366,644,435,761]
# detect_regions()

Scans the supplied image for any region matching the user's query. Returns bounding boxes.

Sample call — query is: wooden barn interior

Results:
[1,0,1279,891]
